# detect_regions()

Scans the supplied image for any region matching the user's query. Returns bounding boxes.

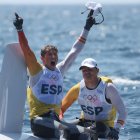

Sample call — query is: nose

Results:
[52,54,56,58]
[50,53,56,59]
[51,54,58,62]
[82,70,90,75]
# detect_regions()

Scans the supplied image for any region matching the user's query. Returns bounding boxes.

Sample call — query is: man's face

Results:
[81,66,98,81]
[41,49,58,70]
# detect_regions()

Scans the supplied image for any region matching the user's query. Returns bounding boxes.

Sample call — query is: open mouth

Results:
[51,61,56,66]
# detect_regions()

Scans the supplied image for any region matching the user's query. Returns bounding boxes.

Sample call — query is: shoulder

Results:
[64,83,80,101]
[100,76,113,83]
[29,62,43,76]
[70,83,80,93]
[100,76,119,98]
[105,81,119,99]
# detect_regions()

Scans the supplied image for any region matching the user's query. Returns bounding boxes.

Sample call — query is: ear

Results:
[96,68,99,74]
[40,56,43,61]
[40,56,45,65]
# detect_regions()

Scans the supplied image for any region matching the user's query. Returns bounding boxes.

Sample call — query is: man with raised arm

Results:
[13,11,95,139]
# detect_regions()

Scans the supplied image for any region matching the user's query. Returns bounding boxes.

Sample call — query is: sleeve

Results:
[18,31,42,76]
[61,83,80,114]
[57,29,89,76]
[105,83,127,129]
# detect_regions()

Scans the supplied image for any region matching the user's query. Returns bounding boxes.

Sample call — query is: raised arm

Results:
[13,13,42,76]
[57,10,95,76]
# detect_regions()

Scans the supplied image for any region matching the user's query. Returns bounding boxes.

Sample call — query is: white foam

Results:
[110,76,140,85]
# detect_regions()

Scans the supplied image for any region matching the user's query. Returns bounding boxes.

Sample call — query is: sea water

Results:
[0,4,140,139]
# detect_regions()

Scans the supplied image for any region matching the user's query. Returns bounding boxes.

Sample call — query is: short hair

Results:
[41,45,58,57]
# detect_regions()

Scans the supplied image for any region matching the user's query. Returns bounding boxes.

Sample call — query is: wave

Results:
[110,76,140,85]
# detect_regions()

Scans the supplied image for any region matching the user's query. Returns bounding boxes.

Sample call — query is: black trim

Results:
[86,77,101,90]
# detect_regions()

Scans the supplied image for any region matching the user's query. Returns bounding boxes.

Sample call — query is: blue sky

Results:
[0,0,140,5]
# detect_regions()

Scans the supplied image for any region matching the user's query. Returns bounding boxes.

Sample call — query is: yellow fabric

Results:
[27,63,61,119]
[61,83,80,113]
[20,31,61,119]
[104,106,116,127]
[18,32,43,76]
[100,76,113,83]
[27,87,61,119]
[62,76,116,127]
[100,77,116,127]
[29,61,43,76]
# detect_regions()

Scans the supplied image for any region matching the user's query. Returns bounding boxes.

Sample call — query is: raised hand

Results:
[13,13,23,31]
[84,10,95,31]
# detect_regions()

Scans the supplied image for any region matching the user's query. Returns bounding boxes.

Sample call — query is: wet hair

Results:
[41,45,58,57]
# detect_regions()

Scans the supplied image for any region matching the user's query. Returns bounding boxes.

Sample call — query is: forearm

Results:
[61,100,72,114]
[13,13,41,75]
[61,83,80,114]
[18,30,31,54]
[57,28,89,76]
[106,83,126,128]
[17,30,42,75]
[71,28,89,52]
[113,98,126,128]
[61,93,76,114]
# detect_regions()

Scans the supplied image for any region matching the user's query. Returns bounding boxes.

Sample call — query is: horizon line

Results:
[0,2,140,5]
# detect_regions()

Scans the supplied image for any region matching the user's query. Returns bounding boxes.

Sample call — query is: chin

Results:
[50,66,56,70]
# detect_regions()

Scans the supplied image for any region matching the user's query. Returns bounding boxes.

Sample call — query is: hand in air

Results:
[84,10,96,31]
[13,13,23,31]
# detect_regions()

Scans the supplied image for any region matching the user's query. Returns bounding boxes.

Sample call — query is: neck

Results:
[85,77,100,89]
[45,65,56,71]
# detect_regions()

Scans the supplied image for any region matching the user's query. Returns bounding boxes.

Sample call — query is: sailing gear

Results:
[13,13,23,31]
[107,127,119,140]
[84,10,95,30]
